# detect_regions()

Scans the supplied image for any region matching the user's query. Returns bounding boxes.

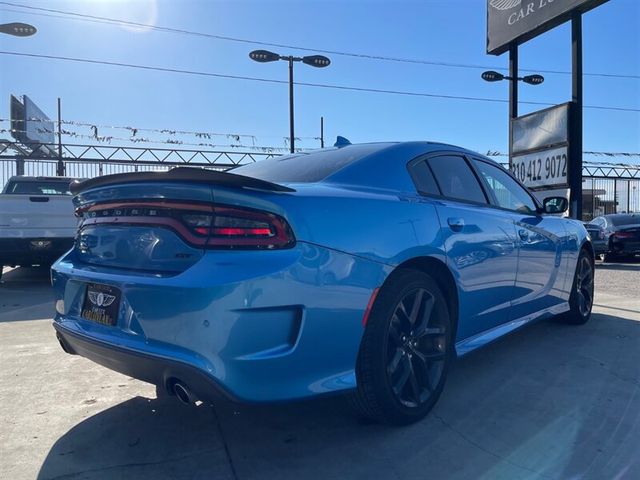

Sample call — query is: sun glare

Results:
[85,0,159,33]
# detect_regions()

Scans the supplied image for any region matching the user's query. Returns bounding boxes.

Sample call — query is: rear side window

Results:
[408,161,440,195]
[610,215,640,226]
[427,155,487,204]
[473,160,536,214]
[232,144,384,183]
[5,180,71,195]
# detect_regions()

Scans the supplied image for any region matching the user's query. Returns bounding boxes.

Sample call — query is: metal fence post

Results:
[16,156,24,176]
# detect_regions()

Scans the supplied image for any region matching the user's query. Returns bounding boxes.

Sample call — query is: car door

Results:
[471,159,568,321]
[410,154,519,342]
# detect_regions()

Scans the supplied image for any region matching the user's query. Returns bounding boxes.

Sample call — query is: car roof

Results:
[322,141,497,191]
[323,141,490,157]
[233,140,498,191]
[602,213,640,219]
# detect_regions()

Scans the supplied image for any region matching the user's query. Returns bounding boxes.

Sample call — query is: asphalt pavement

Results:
[1,260,639,480]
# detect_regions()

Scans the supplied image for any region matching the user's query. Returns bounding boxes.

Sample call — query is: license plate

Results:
[81,283,121,326]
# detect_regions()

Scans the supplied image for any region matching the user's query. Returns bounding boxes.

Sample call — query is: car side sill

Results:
[455,303,570,357]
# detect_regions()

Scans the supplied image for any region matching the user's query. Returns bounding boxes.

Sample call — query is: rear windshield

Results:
[4,180,71,195]
[232,145,383,183]
[610,214,640,226]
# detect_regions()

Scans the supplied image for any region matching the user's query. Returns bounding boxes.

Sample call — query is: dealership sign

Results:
[512,146,568,188]
[487,0,609,55]
[510,103,572,190]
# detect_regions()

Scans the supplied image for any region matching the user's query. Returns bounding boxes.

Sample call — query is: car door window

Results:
[408,160,441,196]
[473,160,537,215]
[427,155,487,204]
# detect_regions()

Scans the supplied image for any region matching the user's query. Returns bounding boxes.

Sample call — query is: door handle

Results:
[447,217,465,232]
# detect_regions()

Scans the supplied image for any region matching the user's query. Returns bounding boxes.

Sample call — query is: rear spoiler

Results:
[70,167,295,195]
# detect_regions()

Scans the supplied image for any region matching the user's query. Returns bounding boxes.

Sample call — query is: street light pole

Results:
[249,50,330,154]
[288,57,295,154]
[481,67,544,175]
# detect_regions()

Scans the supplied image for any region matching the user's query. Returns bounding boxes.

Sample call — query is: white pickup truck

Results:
[0,176,78,278]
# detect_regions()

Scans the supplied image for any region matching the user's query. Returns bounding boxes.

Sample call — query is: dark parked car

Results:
[583,222,608,257]
[588,213,640,261]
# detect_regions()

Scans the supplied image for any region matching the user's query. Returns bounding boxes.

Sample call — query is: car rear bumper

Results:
[51,242,389,402]
[611,240,640,254]
[54,321,236,403]
[0,237,74,266]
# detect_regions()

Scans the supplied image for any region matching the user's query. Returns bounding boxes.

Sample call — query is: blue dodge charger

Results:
[51,141,594,425]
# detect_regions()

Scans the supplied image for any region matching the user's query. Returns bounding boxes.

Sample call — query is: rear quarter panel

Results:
[207,183,445,268]
[562,217,590,278]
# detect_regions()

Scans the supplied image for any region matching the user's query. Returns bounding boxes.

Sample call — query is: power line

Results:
[1,51,639,113]
[2,1,638,80]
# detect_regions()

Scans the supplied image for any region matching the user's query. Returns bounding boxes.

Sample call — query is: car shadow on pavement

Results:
[38,311,640,480]
[0,267,54,322]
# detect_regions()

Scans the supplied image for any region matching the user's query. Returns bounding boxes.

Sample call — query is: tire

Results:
[603,252,617,263]
[349,269,453,425]
[560,249,594,325]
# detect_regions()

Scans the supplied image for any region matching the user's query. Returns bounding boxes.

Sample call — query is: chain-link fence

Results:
[0,141,278,188]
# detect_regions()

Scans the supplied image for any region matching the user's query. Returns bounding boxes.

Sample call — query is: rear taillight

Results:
[181,206,294,249]
[614,232,634,239]
[77,201,295,250]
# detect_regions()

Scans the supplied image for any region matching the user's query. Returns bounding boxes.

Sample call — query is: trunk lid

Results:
[70,168,295,275]
[615,225,640,240]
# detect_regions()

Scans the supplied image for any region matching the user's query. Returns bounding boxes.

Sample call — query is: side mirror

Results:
[543,196,568,214]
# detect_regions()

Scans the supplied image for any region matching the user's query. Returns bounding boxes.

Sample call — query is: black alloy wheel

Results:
[561,249,594,325]
[349,269,452,425]
[386,287,447,408]
[575,255,594,318]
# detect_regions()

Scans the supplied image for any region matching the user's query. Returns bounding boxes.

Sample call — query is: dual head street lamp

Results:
[249,49,331,153]
[481,70,544,85]
[0,22,37,37]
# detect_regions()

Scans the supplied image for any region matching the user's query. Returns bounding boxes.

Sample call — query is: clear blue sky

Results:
[0,0,638,160]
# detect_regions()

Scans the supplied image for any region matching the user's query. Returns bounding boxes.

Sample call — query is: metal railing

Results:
[0,141,277,185]
[2,140,640,219]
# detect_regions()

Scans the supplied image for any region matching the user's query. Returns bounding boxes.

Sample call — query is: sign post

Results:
[487,0,609,220]
[508,45,518,164]
[570,12,583,219]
